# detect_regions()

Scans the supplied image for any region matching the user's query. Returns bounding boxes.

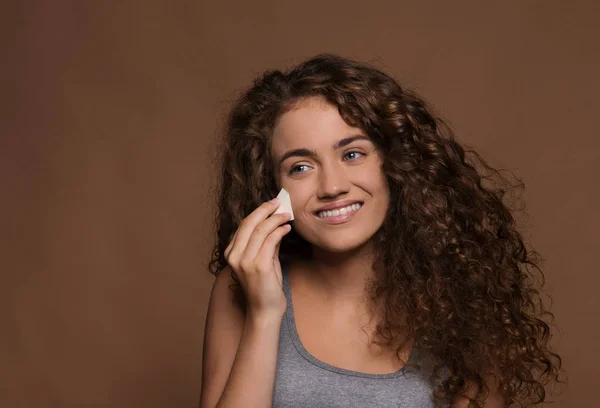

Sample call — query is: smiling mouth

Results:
[314,201,363,219]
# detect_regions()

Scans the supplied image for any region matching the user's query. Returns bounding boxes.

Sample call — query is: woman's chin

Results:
[311,236,374,255]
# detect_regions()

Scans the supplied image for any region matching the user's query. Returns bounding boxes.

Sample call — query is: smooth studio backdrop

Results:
[3,1,599,406]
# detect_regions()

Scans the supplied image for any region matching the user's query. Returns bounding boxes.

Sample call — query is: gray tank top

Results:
[273,261,439,407]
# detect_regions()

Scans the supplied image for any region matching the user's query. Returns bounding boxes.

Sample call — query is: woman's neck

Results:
[302,242,376,302]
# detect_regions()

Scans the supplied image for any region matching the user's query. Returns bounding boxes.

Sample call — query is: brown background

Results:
[3,1,598,407]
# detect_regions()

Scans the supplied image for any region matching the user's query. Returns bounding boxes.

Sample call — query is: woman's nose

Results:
[317,161,350,198]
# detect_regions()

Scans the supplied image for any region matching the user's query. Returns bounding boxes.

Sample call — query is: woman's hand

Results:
[224,198,292,320]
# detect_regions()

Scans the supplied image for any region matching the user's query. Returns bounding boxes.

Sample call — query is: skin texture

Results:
[208,54,564,407]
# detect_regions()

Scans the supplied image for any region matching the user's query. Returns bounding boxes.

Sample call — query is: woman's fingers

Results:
[225,198,284,266]
[255,224,292,272]
[242,213,291,265]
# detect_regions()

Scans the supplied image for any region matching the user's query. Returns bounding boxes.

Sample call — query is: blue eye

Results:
[288,151,364,175]
[289,164,309,175]
[345,151,363,160]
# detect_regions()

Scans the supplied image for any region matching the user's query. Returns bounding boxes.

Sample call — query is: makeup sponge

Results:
[273,188,294,220]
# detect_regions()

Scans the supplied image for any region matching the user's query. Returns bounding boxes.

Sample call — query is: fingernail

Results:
[270,198,280,204]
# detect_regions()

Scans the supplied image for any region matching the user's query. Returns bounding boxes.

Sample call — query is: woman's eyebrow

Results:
[278,135,370,166]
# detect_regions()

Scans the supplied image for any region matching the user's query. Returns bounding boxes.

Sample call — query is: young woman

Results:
[200,54,563,407]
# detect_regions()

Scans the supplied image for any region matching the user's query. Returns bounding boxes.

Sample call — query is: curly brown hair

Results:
[207,54,563,407]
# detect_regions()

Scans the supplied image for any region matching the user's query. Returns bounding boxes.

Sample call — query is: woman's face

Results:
[270,97,390,254]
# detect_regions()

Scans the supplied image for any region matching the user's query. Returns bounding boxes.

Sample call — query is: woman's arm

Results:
[200,267,285,408]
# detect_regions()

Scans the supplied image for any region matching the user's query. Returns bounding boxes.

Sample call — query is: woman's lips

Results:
[314,203,363,225]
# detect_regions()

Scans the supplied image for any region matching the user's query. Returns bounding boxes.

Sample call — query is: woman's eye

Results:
[345,151,363,160]
[289,164,309,174]
[288,152,363,175]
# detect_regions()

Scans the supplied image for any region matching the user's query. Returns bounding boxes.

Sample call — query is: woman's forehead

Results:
[272,103,363,147]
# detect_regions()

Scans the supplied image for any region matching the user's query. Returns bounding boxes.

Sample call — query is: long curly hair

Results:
[208,54,563,407]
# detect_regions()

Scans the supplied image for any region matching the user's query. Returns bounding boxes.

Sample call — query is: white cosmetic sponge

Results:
[273,188,294,220]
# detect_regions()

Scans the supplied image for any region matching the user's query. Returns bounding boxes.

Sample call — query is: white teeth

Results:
[317,203,362,218]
